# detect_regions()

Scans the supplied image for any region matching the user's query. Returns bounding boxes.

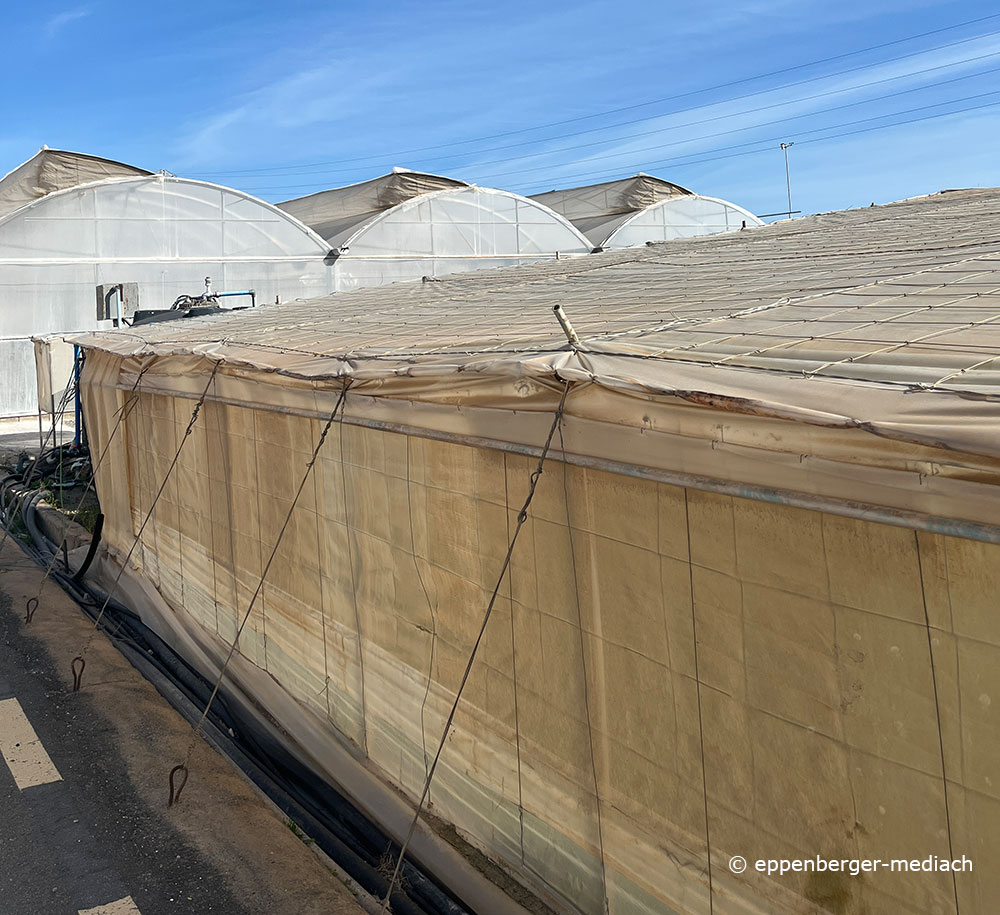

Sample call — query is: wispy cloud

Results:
[460,31,1000,192]
[44,6,91,39]
[155,0,999,214]
[171,64,400,170]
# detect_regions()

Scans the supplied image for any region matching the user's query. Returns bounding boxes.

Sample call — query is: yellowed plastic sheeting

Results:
[77,350,999,915]
[71,189,1000,914]
[82,352,1000,533]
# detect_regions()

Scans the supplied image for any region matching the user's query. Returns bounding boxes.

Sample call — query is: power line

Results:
[238,55,1000,193]
[501,94,1000,193]
[463,50,1000,174]
[471,73,1000,183]
[190,13,1000,179]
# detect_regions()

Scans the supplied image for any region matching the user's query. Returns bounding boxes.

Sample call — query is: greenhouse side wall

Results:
[0,176,335,416]
[81,353,997,915]
[0,337,40,417]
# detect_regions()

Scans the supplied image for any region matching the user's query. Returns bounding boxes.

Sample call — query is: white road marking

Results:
[0,697,61,789]
[78,897,142,915]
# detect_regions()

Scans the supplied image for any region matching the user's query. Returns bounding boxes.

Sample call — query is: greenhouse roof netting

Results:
[72,187,1000,531]
[0,147,151,221]
[75,187,1000,406]
[532,173,763,248]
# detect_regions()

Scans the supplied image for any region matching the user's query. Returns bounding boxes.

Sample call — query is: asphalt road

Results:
[0,417,72,463]
[0,543,363,915]
[0,588,252,915]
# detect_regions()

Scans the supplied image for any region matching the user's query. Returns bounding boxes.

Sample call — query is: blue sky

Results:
[2,0,998,218]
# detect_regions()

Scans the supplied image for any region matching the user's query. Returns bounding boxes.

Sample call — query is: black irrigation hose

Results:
[13,495,475,915]
[4,443,91,485]
[72,513,104,584]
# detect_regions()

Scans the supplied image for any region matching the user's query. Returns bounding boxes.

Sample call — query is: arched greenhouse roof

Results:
[278,169,593,291]
[531,173,763,249]
[0,172,335,417]
[0,147,152,221]
[0,173,333,259]
[278,168,467,248]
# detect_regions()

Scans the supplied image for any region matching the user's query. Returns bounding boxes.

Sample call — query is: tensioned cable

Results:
[24,360,152,622]
[406,436,440,782]
[466,64,1000,184]
[501,459,527,862]
[683,490,715,913]
[0,360,80,565]
[240,49,1000,192]
[480,87,1000,185]
[557,422,611,915]
[194,12,1000,178]
[378,380,572,913]
[913,533,960,915]
[168,381,351,804]
[239,87,1000,198]
[335,388,370,754]
[72,364,220,685]
[502,92,1000,191]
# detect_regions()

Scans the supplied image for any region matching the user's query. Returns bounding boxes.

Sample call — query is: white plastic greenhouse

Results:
[277,168,593,290]
[0,149,334,417]
[532,173,764,249]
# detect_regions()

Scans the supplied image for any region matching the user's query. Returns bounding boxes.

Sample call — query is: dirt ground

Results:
[0,538,365,915]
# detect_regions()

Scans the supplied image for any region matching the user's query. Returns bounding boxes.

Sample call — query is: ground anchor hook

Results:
[71,656,86,691]
[168,764,189,807]
[25,597,38,624]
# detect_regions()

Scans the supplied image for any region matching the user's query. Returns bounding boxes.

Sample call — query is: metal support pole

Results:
[780,142,794,218]
[73,345,83,448]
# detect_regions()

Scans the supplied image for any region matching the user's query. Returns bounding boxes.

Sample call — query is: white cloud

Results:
[44,6,91,39]
[468,31,1000,192]
[165,0,998,202]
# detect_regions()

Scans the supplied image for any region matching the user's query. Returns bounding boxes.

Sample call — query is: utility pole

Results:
[780,142,794,218]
